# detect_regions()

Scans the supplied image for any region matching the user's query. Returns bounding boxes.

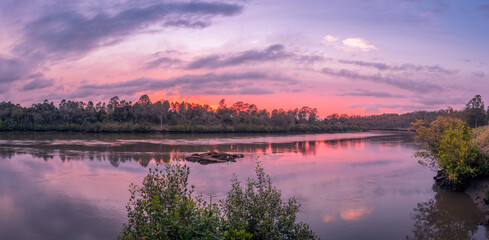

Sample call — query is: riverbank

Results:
[464,127,489,224]
[0,123,363,133]
[466,177,489,220]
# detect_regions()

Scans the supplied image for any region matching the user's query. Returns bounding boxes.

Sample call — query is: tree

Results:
[137,94,151,105]
[153,100,170,131]
[107,96,120,113]
[132,95,152,124]
[464,95,487,128]
[219,99,227,109]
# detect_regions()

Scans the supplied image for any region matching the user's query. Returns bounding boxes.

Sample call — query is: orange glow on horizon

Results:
[146,91,385,117]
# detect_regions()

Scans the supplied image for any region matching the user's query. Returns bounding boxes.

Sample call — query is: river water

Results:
[0,131,487,239]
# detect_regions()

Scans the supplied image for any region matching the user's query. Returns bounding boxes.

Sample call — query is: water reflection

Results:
[408,186,486,240]
[0,157,122,239]
[340,206,373,221]
[4,131,479,239]
[0,132,409,167]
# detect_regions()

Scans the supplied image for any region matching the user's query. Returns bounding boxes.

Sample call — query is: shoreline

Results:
[465,177,489,220]
[0,129,367,135]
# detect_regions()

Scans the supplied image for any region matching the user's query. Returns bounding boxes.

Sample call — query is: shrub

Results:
[119,163,317,240]
[119,164,230,239]
[221,163,318,240]
[437,124,483,183]
[412,116,465,168]
[413,116,489,184]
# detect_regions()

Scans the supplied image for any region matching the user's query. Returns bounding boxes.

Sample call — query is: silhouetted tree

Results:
[464,95,487,128]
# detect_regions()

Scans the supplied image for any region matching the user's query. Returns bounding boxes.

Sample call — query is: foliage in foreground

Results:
[119,165,228,239]
[119,163,317,240]
[222,164,316,240]
[413,116,489,184]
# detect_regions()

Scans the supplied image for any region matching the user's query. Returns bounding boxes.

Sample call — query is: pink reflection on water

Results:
[0,131,428,239]
[340,207,373,221]
[322,215,334,223]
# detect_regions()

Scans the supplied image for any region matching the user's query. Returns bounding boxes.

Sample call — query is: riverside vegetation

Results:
[0,96,357,133]
[1,94,487,133]
[119,162,318,240]
[412,95,489,191]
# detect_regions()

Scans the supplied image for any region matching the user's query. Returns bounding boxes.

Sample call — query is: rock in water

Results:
[185,152,244,164]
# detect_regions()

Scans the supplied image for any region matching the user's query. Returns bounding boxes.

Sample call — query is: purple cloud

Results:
[22,78,55,91]
[337,89,405,98]
[477,5,489,18]
[338,59,458,75]
[66,71,299,99]
[0,57,32,83]
[186,44,290,69]
[321,68,443,94]
[143,57,182,69]
[15,1,243,60]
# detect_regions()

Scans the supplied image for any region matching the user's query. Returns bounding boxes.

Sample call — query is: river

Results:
[0,131,486,239]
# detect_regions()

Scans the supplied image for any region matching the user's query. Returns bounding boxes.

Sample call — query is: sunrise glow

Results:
[1,1,488,116]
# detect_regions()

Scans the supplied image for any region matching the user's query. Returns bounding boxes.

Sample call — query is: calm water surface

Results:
[0,131,487,239]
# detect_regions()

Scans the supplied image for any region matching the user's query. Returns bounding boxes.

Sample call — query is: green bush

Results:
[221,163,318,240]
[119,164,234,240]
[119,163,317,240]
[413,116,489,184]
[437,124,483,183]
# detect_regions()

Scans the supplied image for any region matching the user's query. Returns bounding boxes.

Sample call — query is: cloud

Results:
[473,71,486,78]
[338,59,390,70]
[0,57,31,83]
[431,0,450,14]
[143,57,182,69]
[0,56,37,93]
[15,1,243,60]
[322,36,377,52]
[458,58,472,63]
[322,35,339,44]
[321,68,443,94]
[337,89,405,98]
[67,71,299,98]
[341,38,377,52]
[294,54,330,64]
[338,59,458,75]
[413,96,468,106]
[22,78,55,91]
[199,87,274,95]
[186,44,290,69]
[163,20,210,28]
[477,5,489,18]
[348,103,428,114]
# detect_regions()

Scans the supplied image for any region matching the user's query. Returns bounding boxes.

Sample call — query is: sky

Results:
[0,0,488,116]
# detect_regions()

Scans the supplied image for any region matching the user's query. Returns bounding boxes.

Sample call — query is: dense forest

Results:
[0,95,356,132]
[0,94,487,133]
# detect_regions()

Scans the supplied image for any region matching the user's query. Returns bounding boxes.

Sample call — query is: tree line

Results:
[332,95,489,130]
[0,95,356,133]
[0,94,486,132]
